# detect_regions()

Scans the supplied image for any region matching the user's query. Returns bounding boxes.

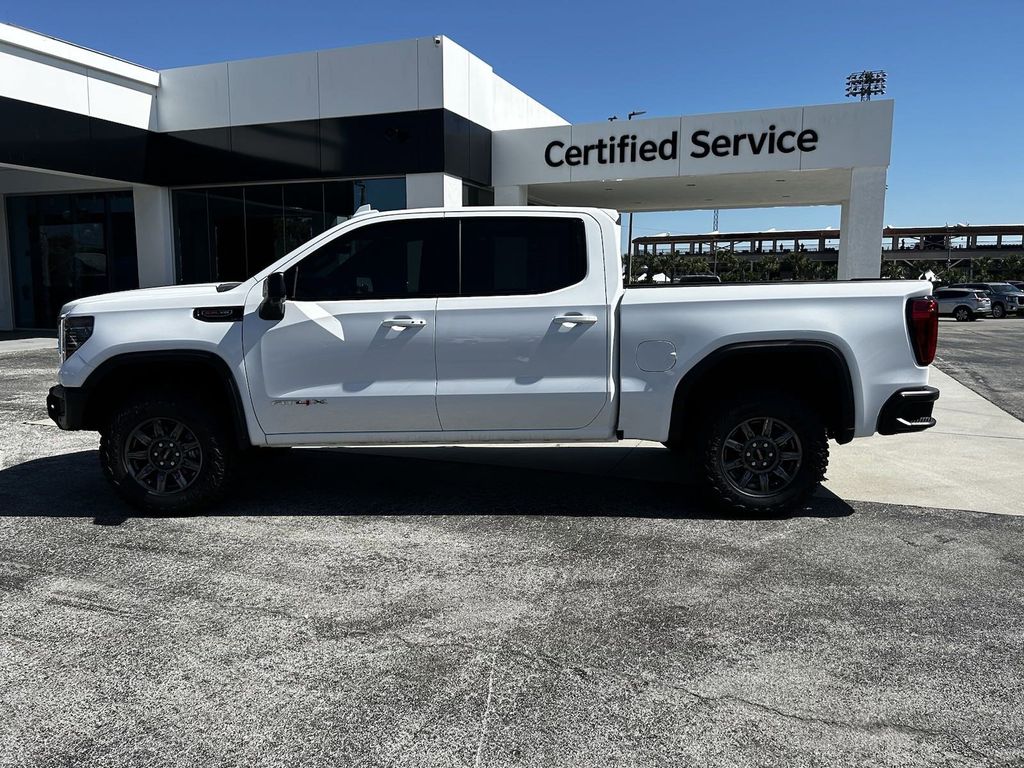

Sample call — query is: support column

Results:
[493,185,528,206]
[405,173,463,209]
[837,167,887,280]
[0,197,13,330]
[132,185,175,288]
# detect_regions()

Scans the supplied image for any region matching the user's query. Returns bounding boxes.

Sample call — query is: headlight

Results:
[62,316,95,361]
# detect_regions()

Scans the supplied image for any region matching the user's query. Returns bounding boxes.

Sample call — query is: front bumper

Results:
[47,384,87,431]
[876,386,940,435]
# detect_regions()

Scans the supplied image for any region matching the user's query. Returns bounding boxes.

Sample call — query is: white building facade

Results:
[0,23,891,329]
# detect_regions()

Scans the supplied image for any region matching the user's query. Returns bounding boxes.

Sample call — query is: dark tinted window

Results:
[286,218,457,301]
[459,217,587,296]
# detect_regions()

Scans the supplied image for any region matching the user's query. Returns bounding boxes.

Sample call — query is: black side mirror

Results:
[259,272,287,321]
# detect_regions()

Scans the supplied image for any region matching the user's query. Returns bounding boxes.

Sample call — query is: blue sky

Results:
[3,0,1021,239]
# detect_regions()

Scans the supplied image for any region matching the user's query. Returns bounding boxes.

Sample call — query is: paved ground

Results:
[1,335,1023,766]
[933,316,1024,421]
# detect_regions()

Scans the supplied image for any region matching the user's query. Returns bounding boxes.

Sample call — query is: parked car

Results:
[46,206,940,516]
[950,282,1024,318]
[933,288,992,321]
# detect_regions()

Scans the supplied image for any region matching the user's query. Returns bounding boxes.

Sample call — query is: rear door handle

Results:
[553,314,598,326]
[382,317,427,329]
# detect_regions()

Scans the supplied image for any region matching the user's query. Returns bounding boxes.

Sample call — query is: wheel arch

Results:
[668,340,857,447]
[78,350,251,448]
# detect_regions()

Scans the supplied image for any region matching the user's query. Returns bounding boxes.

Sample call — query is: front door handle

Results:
[553,314,598,326]
[382,317,427,330]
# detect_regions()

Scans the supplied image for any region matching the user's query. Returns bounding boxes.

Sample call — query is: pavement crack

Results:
[473,642,501,768]
[653,683,993,763]
[393,632,992,763]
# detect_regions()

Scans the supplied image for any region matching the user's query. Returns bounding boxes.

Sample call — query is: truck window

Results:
[286,219,457,301]
[459,217,587,296]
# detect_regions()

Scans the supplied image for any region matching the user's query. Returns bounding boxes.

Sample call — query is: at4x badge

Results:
[272,399,327,407]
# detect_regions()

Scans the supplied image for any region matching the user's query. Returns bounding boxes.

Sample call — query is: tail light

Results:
[907,297,938,366]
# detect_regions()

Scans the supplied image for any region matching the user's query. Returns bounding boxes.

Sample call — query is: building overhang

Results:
[492,100,893,212]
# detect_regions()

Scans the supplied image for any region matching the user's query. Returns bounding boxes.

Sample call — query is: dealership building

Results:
[0,23,893,329]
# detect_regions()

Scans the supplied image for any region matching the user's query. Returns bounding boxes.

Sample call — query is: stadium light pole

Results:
[625,110,646,284]
[845,70,887,101]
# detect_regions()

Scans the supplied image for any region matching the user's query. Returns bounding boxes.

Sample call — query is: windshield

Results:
[988,283,1016,294]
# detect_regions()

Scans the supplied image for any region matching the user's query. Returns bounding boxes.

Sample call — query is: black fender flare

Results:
[669,340,857,444]
[78,350,251,447]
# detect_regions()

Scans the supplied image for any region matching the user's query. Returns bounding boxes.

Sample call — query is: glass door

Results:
[6,191,138,328]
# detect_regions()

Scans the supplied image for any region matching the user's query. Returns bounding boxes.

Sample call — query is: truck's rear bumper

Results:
[876,386,939,435]
[47,384,87,431]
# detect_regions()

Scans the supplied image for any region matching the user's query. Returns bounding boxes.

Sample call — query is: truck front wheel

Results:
[700,392,828,516]
[100,395,236,513]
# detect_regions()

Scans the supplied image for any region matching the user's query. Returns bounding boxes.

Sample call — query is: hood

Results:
[60,281,253,316]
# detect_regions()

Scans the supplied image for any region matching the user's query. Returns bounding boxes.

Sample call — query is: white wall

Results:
[132,185,176,287]
[406,173,462,208]
[157,37,449,132]
[0,25,158,130]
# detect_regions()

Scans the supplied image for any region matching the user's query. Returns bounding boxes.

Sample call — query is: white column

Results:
[405,173,463,209]
[0,197,13,330]
[493,185,528,206]
[132,185,176,287]
[837,167,887,280]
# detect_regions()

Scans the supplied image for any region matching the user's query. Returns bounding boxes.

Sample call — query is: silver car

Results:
[933,288,991,321]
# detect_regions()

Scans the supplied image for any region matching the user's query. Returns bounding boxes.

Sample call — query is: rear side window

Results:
[459,217,587,296]
[286,219,457,301]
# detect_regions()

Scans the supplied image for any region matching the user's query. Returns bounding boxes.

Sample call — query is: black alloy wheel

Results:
[719,416,802,498]
[123,418,204,495]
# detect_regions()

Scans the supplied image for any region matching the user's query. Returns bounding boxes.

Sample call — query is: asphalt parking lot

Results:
[935,316,1024,421]
[1,329,1023,767]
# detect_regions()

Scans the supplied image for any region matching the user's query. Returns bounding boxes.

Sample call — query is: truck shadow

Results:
[0,447,854,525]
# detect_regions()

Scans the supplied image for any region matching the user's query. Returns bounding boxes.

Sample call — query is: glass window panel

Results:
[282,182,325,255]
[323,180,355,229]
[356,178,406,212]
[285,218,457,301]
[7,190,139,328]
[173,190,212,284]
[108,191,138,291]
[244,184,284,275]
[459,217,588,296]
[207,187,245,281]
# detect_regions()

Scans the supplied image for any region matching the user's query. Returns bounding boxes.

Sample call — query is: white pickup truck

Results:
[47,206,940,515]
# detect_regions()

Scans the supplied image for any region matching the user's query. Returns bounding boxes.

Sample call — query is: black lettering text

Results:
[565,145,582,166]
[544,140,565,167]
[797,129,818,152]
[711,135,731,157]
[690,130,711,158]
[658,131,678,160]
[777,130,796,153]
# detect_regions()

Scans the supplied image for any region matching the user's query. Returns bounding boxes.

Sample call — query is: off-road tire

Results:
[700,391,828,516]
[100,395,236,513]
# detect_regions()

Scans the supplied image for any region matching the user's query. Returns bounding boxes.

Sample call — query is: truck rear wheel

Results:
[100,395,236,513]
[700,391,828,516]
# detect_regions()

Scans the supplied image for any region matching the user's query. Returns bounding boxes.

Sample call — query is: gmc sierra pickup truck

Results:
[47,206,940,515]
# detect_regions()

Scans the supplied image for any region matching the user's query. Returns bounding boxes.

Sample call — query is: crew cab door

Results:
[435,213,610,431]
[242,216,458,436]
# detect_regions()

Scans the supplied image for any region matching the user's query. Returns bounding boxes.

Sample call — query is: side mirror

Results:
[259,272,287,321]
